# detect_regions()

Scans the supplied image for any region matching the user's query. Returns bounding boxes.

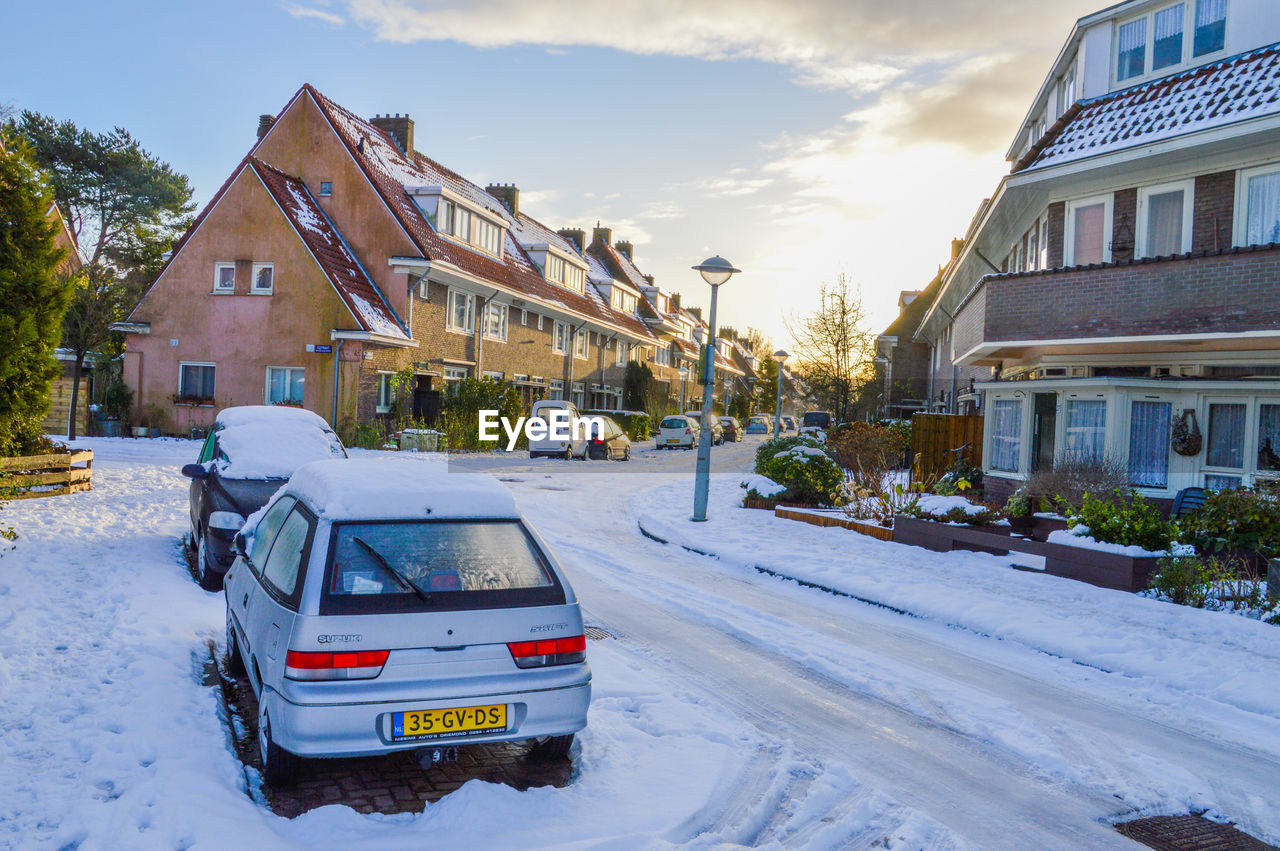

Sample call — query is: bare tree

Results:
[786,276,875,422]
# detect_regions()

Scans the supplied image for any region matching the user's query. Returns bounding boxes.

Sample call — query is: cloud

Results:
[284,4,346,25]
[640,200,684,220]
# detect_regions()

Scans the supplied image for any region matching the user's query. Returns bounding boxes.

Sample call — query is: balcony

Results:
[953,245,1280,367]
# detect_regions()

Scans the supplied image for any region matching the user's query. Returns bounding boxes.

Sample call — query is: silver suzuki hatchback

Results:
[223,458,591,785]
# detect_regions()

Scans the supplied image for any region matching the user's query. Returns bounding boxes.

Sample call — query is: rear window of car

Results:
[319,520,565,615]
[661,417,687,429]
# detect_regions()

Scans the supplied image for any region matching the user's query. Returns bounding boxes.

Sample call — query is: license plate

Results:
[667,438,680,444]
[392,704,507,741]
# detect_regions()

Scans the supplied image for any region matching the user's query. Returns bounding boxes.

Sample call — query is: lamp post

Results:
[679,363,688,412]
[772,349,789,436]
[691,255,741,522]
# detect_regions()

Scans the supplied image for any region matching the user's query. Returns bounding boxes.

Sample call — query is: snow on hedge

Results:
[1048,526,1196,558]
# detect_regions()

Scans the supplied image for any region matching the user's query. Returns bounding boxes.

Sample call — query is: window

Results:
[1057,67,1076,116]
[549,380,564,401]
[1258,404,1280,472]
[213,262,235,293]
[1206,403,1246,468]
[1040,219,1050,268]
[376,373,394,413]
[989,399,1022,472]
[483,370,505,382]
[1205,473,1242,490]
[546,254,565,283]
[319,181,333,197]
[572,383,585,408]
[552,321,570,354]
[179,362,215,402]
[1118,18,1147,80]
[1193,0,1227,57]
[1137,181,1193,257]
[448,290,475,334]
[266,366,305,406]
[456,208,472,243]
[1152,4,1185,71]
[1065,195,1112,265]
[475,217,501,255]
[1028,222,1040,271]
[439,199,455,235]
[655,346,671,367]
[574,329,589,359]
[1129,401,1172,487]
[261,507,312,602]
[565,264,584,292]
[249,497,296,566]
[251,262,274,294]
[444,366,468,389]
[1064,399,1106,461]
[484,301,508,341]
[616,341,628,366]
[1238,166,1280,247]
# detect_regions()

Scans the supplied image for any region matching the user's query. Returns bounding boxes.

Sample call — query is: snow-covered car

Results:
[527,399,589,459]
[657,415,699,449]
[744,416,771,435]
[182,406,346,591]
[224,458,591,785]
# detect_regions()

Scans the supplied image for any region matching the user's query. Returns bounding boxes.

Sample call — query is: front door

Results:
[1032,393,1057,471]
[411,375,441,426]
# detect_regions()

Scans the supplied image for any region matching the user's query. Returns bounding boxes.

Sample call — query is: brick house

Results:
[913,0,1280,502]
[117,85,695,433]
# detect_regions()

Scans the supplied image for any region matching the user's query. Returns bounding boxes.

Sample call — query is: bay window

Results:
[1064,399,1107,461]
[989,399,1022,473]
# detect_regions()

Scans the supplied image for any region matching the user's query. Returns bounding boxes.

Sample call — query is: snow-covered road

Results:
[1,436,1277,849]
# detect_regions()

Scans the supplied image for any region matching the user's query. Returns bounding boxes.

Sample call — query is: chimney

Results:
[643,274,654,286]
[369,113,414,155]
[687,306,703,322]
[257,114,276,140]
[485,183,519,217]
[671,293,682,312]
[557,228,586,252]
[592,224,612,247]
[615,240,634,261]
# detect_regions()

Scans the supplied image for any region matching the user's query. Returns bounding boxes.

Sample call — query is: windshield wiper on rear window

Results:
[352,536,431,603]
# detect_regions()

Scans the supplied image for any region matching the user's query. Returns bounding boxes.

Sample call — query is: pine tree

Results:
[0,137,73,455]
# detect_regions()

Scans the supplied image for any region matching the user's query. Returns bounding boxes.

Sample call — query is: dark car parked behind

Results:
[182,406,347,590]
[586,416,632,460]
[719,416,742,442]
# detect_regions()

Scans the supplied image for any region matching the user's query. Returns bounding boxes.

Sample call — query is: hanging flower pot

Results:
[1171,409,1202,457]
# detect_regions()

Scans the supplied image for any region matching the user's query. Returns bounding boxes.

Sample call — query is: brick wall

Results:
[1112,188,1137,264]
[1046,202,1066,269]
[1193,171,1235,253]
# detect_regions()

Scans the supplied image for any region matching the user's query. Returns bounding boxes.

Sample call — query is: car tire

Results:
[258,704,301,786]
[225,607,246,678]
[196,532,223,592]
[529,733,574,762]
[623,446,631,461]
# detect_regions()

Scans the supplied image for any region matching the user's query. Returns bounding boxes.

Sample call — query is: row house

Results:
[913,0,1280,502]
[116,84,726,433]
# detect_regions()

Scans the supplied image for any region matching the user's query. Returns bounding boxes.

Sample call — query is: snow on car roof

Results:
[216,420,346,481]
[285,458,520,521]
[215,405,333,431]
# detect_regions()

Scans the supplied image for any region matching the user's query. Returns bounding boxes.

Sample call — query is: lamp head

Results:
[772,349,789,364]
[692,255,740,287]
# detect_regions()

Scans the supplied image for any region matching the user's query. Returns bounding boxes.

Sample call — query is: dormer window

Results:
[1115,0,1227,85]
[437,198,502,257]
[544,252,585,292]
[611,289,638,313]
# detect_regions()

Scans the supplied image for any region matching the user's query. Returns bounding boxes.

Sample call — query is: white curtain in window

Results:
[1206,403,1246,468]
[1153,5,1185,69]
[1065,399,1106,461]
[1073,203,1106,264]
[989,399,1021,472]
[1128,401,1171,487]
[1196,0,1227,25]
[1247,171,1280,246]
[1118,19,1147,79]
[1146,190,1184,256]
[1257,404,1280,472]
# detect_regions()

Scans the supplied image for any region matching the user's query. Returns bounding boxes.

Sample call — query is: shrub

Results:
[934,458,983,496]
[1179,487,1280,559]
[758,444,845,506]
[878,418,912,454]
[827,423,899,493]
[901,501,1001,526]
[1004,491,1031,518]
[584,410,651,442]
[1148,555,1267,612]
[1022,455,1130,513]
[1068,490,1179,552]
[443,377,524,451]
[754,434,828,473]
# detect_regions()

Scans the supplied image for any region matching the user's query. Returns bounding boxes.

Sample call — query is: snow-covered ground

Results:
[2,436,1279,848]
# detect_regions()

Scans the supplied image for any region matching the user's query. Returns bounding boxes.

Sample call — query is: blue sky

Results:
[3,0,1098,346]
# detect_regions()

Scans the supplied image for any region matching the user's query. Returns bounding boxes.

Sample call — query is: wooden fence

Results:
[910,413,983,484]
[40,376,90,437]
[0,450,93,499]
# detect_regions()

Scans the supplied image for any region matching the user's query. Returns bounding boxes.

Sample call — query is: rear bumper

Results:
[265,673,592,758]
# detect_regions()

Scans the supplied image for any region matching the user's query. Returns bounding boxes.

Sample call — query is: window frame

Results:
[1135,179,1195,258]
[319,181,333,197]
[552,321,570,355]
[258,502,317,611]
[1233,162,1280,247]
[483,301,509,341]
[447,289,476,335]
[987,397,1023,474]
[213,262,236,294]
[376,371,394,414]
[1063,193,1114,266]
[1113,0,1227,87]
[250,262,274,295]
[264,366,305,407]
[574,329,589,360]
[178,361,216,403]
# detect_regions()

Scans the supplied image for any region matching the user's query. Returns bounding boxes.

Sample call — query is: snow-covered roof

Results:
[213,407,346,480]
[1019,42,1280,172]
[283,458,520,521]
[252,160,409,340]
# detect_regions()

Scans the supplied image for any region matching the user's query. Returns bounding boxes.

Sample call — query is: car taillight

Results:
[507,635,586,669]
[684,428,692,435]
[285,649,389,681]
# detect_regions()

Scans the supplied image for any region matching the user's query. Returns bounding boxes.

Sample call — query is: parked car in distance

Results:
[744,416,771,435]
[801,411,832,432]
[657,415,699,449]
[718,416,742,442]
[781,415,798,432]
[224,458,591,785]
[586,416,632,460]
[684,411,725,445]
[528,399,588,460]
[181,406,347,591]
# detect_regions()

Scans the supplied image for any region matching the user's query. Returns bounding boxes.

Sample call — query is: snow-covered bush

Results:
[740,474,786,505]
[1067,490,1179,552]
[758,444,844,507]
[901,494,1000,526]
[753,434,828,473]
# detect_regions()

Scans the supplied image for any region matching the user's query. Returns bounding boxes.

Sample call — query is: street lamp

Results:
[690,255,741,522]
[772,349,789,437]
[678,363,689,412]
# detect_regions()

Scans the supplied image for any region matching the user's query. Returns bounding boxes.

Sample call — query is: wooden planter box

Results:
[892,515,1159,593]
[774,506,895,541]
[0,450,93,499]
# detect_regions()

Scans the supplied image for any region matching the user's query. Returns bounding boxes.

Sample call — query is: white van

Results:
[528,399,590,459]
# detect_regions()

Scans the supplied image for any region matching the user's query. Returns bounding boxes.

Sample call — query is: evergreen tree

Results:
[11,112,193,439]
[0,137,73,455]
